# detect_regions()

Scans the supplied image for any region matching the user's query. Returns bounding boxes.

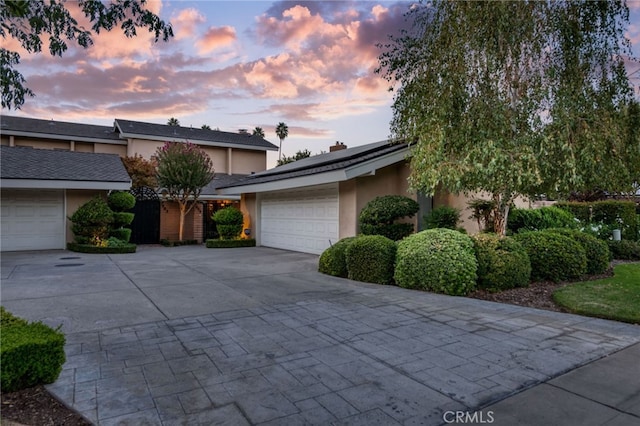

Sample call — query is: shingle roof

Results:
[0,115,121,142]
[201,174,248,196]
[1,146,131,183]
[220,141,408,188]
[114,119,278,151]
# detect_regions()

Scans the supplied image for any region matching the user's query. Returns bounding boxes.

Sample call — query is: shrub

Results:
[206,239,256,248]
[159,239,198,247]
[513,231,587,282]
[345,235,397,285]
[109,228,132,243]
[556,201,638,241]
[70,196,114,242]
[112,212,135,227]
[318,237,356,278]
[67,242,137,254]
[507,206,577,233]
[424,206,460,230]
[213,207,244,239]
[607,240,640,260]
[0,308,65,392]
[472,233,531,292]
[546,228,610,275]
[359,195,420,241]
[395,229,477,295]
[107,191,136,211]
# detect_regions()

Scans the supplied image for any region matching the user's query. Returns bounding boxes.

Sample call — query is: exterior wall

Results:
[65,190,107,243]
[127,138,164,159]
[232,150,267,175]
[93,143,127,156]
[159,201,204,242]
[241,193,257,240]
[16,138,71,150]
[338,180,357,239]
[75,142,95,153]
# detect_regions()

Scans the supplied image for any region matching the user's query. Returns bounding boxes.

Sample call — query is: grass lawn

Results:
[553,263,640,324]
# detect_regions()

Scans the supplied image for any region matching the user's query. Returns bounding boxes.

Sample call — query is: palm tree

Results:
[275,122,288,161]
[167,117,180,126]
[201,124,212,130]
[252,127,265,138]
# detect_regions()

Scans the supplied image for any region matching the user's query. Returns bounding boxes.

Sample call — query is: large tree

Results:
[277,149,311,166]
[156,142,215,241]
[378,0,638,235]
[275,122,289,161]
[1,0,173,110]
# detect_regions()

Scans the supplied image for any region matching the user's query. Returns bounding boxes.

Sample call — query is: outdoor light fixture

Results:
[244,229,251,236]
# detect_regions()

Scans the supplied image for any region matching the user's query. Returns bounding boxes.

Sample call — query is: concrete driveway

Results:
[2,246,639,425]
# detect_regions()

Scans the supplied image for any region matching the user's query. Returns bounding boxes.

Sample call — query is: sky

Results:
[3,0,640,169]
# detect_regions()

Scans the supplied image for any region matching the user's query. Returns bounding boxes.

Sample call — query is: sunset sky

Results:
[3,1,640,168]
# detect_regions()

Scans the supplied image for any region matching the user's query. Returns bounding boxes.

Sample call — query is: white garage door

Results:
[260,184,339,254]
[1,189,65,251]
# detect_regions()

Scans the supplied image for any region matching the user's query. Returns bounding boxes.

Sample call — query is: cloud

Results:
[172,8,206,39]
[196,26,237,54]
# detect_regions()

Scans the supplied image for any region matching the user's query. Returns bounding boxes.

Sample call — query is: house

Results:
[217,141,436,255]
[0,115,277,250]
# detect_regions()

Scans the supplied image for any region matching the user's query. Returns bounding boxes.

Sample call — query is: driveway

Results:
[2,246,639,425]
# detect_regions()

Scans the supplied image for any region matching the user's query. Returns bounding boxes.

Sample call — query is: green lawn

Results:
[553,263,640,324]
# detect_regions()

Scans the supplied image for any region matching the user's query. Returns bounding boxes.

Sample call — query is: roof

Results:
[114,119,278,151]
[218,140,409,194]
[200,174,248,197]
[0,146,131,190]
[0,115,122,144]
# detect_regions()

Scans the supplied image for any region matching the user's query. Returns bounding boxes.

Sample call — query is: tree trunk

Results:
[178,202,186,241]
[492,193,511,237]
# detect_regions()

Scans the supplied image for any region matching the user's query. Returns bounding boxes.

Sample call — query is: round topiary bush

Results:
[546,228,610,275]
[513,231,587,282]
[110,228,132,243]
[318,237,356,278]
[395,229,477,295]
[112,212,135,227]
[213,207,244,239]
[345,235,397,285]
[359,195,420,241]
[472,233,531,292]
[107,191,136,211]
[70,196,114,243]
[424,206,461,230]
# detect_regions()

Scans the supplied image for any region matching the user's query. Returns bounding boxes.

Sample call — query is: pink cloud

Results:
[196,26,237,54]
[172,8,206,39]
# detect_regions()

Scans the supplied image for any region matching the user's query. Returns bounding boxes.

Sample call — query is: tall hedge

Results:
[556,201,638,241]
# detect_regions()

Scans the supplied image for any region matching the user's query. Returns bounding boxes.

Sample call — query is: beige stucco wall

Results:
[232,150,267,174]
[65,190,107,243]
[241,193,257,240]
[93,143,127,156]
[16,138,71,150]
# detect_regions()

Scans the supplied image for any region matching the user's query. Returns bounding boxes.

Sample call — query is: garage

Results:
[260,184,339,254]
[1,189,65,251]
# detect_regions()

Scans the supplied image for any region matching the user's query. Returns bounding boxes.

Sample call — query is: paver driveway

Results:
[2,246,639,425]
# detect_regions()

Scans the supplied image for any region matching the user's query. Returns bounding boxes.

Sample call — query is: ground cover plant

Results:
[553,263,640,324]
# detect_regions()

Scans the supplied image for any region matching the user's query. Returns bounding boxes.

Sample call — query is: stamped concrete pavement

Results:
[1,246,639,425]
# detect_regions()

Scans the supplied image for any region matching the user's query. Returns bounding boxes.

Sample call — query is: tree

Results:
[378,1,637,236]
[1,0,173,110]
[277,149,311,166]
[252,127,265,138]
[122,154,157,188]
[201,124,212,130]
[275,122,289,161]
[167,117,180,126]
[155,142,215,241]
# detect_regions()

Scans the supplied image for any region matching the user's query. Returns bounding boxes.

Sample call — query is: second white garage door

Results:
[260,184,339,254]
[1,189,65,251]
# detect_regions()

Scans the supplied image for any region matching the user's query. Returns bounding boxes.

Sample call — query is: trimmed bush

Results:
[546,228,610,275]
[109,229,132,243]
[159,239,198,247]
[607,240,640,260]
[556,200,638,241]
[359,195,420,241]
[345,235,397,285]
[70,196,114,242]
[213,207,244,240]
[67,242,137,254]
[508,206,577,234]
[112,212,135,227]
[472,233,531,292]
[107,191,136,211]
[206,239,256,248]
[424,206,460,230]
[318,237,356,278]
[513,231,587,282]
[1,308,65,392]
[395,229,477,295]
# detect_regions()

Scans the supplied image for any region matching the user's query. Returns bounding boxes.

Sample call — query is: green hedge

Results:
[159,239,198,247]
[0,308,66,392]
[345,235,397,285]
[607,240,640,260]
[206,239,256,248]
[112,212,135,227]
[514,231,587,282]
[67,242,137,254]
[472,233,531,292]
[507,206,577,233]
[318,237,356,278]
[546,228,610,275]
[359,195,419,241]
[395,229,477,295]
[556,201,638,241]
